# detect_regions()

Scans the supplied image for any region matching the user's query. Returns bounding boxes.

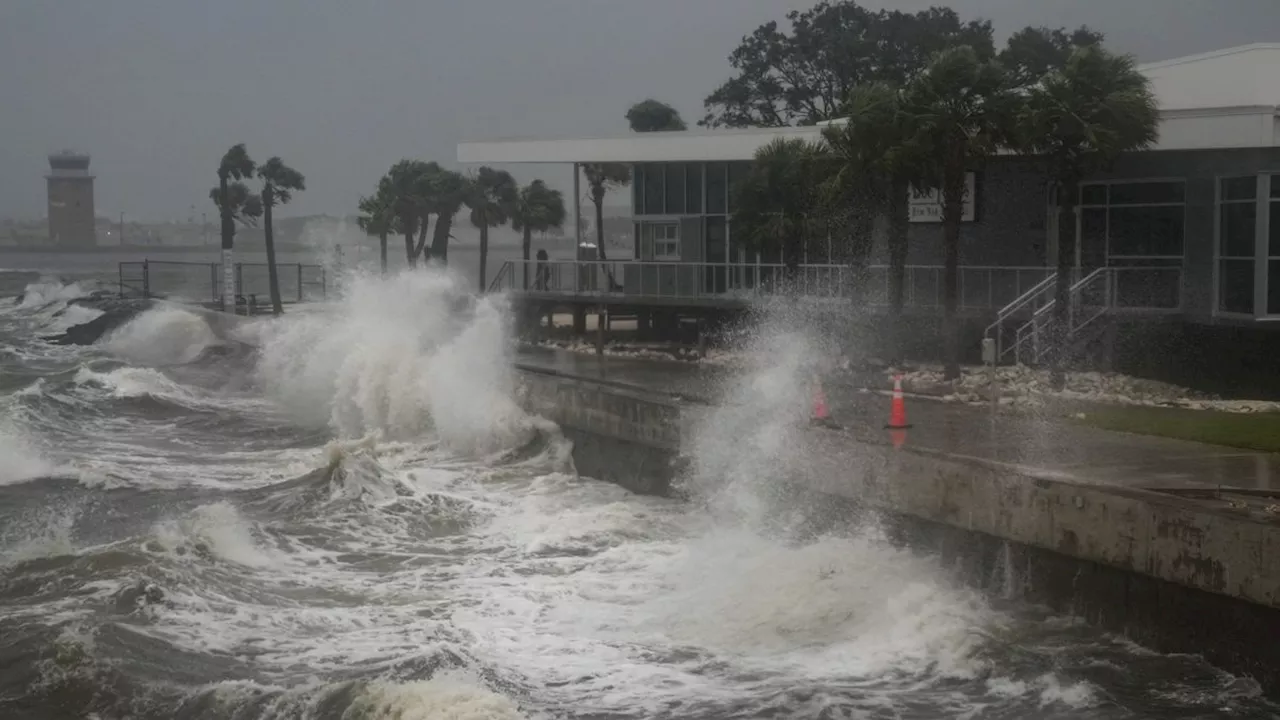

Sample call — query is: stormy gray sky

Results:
[2,0,1278,221]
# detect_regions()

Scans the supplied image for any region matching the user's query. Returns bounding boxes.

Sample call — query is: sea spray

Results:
[101,304,219,366]
[0,420,58,486]
[254,269,533,453]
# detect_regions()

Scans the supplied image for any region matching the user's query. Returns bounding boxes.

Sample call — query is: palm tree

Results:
[581,163,630,263]
[214,144,256,311]
[1020,45,1159,388]
[383,159,432,268]
[357,184,398,275]
[510,180,567,289]
[465,166,519,292]
[421,164,469,265]
[257,157,306,315]
[732,138,830,281]
[824,83,932,359]
[902,46,1018,379]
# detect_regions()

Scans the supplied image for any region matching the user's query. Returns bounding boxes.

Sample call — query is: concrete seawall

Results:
[514,363,1280,690]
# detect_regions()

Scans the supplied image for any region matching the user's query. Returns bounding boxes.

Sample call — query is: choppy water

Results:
[0,267,1277,720]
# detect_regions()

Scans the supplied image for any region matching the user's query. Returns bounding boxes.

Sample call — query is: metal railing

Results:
[987,265,1184,365]
[118,260,327,306]
[492,259,1054,312]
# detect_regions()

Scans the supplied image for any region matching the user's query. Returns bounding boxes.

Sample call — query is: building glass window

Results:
[666,164,686,215]
[706,163,727,214]
[1218,176,1256,314]
[642,163,665,215]
[686,163,703,214]
[632,165,644,213]
[648,222,680,261]
[1081,180,1185,309]
[1270,176,1280,314]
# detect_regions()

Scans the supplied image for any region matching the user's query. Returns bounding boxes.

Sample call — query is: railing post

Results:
[235,263,243,303]
[142,260,150,299]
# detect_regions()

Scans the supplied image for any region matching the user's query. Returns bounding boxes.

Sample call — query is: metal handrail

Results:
[489,259,1052,310]
[1006,267,1110,364]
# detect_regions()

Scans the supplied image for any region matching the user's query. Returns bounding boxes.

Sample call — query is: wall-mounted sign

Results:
[908,172,976,223]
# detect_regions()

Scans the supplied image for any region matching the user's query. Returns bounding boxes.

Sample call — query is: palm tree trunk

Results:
[593,193,608,261]
[379,232,388,276]
[887,178,910,363]
[1050,178,1078,390]
[219,174,234,312]
[478,225,489,293]
[592,192,620,291]
[403,217,416,269]
[263,194,284,315]
[941,160,965,381]
[522,226,532,290]
[430,214,453,265]
[413,217,431,263]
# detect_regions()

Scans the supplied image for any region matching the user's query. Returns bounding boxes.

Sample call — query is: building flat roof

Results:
[458,43,1280,165]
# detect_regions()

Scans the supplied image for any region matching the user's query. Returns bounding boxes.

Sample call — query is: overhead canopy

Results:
[458,44,1280,165]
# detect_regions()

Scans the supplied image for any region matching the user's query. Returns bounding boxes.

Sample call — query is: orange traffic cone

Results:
[885,375,911,430]
[810,380,839,428]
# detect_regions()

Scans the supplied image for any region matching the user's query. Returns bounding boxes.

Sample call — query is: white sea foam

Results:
[101,304,219,365]
[16,279,88,311]
[255,269,537,454]
[0,420,59,485]
[151,502,276,568]
[347,671,528,720]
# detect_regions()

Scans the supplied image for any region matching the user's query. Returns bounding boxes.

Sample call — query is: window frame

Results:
[1214,174,1260,317]
[647,221,681,262]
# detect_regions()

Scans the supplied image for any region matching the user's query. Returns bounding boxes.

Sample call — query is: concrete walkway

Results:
[515,347,1280,499]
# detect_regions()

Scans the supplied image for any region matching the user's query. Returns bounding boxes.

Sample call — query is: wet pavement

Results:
[515,347,1280,496]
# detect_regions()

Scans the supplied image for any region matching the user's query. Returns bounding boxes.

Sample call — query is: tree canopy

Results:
[999,25,1106,87]
[701,1,993,128]
[626,99,687,132]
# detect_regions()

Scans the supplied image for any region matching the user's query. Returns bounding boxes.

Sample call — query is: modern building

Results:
[46,151,96,248]
[458,43,1280,392]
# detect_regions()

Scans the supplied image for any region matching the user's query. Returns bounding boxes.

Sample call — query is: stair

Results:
[984,268,1115,366]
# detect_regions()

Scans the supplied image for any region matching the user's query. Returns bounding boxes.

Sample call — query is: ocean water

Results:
[0,266,1276,719]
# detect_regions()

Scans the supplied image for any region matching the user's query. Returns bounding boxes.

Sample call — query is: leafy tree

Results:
[357,185,398,276]
[421,163,469,265]
[902,45,1018,380]
[383,159,433,268]
[702,2,993,128]
[581,163,630,264]
[732,137,830,279]
[1000,25,1105,87]
[626,99,687,132]
[1019,45,1158,388]
[510,180,566,289]
[465,166,519,292]
[255,157,306,315]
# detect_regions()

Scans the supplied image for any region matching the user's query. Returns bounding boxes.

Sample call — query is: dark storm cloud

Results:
[1,0,1276,220]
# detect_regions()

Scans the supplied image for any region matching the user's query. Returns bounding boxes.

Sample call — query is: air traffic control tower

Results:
[46,151,96,248]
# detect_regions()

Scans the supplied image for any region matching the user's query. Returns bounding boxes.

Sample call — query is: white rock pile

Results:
[886,364,1280,413]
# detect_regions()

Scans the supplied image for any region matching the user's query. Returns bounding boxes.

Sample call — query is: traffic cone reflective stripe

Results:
[886,375,911,430]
